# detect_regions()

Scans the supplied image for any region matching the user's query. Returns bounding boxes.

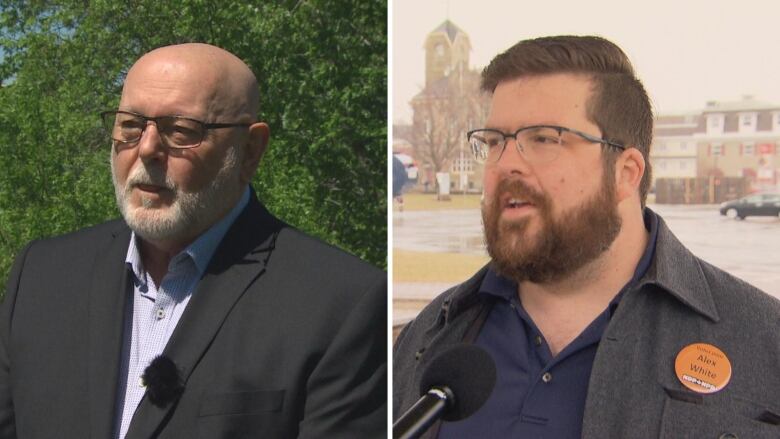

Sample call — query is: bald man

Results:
[0,44,386,439]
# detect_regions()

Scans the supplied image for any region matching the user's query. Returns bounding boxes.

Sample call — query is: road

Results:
[393,205,780,312]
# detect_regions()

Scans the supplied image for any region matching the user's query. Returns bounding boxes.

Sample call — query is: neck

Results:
[135,186,246,285]
[138,237,190,286]
[517,205,648,355]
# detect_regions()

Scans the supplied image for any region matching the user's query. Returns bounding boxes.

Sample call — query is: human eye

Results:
[116,117,144,140]
[171,124,198,137]
[119,117,144,130]
[523,127,561,146]
[164,119,201,145]
[469,131,494,147]
[486,136,503,148]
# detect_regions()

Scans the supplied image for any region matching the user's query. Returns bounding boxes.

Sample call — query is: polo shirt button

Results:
[542,372,553,383]
[156,308,166,319]
[534,335,543,346]
[718,434,738,439]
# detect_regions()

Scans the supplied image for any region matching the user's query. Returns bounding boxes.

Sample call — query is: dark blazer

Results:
[0,193,387,438]
[394,212,780,438]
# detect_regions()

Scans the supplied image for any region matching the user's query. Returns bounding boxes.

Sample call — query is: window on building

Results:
[743,142,755,156]
[737,113,758,134]
[707,114,725,135]
[679,161,688,170]
[680,142,688,151]
[712,144,724,156]
[451,157,473,173]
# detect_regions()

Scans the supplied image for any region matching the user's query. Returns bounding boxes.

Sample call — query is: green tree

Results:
[0,0,388,297]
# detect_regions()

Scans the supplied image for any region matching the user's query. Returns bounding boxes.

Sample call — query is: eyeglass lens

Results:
[104,112,204,148]
[469,127,564,164]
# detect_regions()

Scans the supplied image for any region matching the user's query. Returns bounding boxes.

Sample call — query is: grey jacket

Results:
[394,215,780,438]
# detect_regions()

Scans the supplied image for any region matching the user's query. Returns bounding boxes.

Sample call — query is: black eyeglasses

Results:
[467,125,625,165]
[100,110,252,149]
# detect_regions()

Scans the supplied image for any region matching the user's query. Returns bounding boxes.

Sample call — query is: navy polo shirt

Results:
[439,209,659,438]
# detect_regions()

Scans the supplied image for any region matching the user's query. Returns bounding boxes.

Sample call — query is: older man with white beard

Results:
[393,35,780,439]
[0,43,386,439]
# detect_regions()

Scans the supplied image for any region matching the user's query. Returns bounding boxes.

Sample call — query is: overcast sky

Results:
[391,0,780,124]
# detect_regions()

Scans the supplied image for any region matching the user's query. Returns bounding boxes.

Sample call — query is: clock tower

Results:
[423,20,471,87]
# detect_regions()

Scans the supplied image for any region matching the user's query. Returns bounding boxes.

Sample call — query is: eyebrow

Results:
[116,108,206,121]
[484,121,562,132]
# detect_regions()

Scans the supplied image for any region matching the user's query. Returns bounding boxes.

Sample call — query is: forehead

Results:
[119,59,219,119]
[486,73,595,131]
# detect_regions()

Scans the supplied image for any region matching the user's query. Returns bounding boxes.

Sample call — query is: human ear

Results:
[239,122,270,184]
[615,147,645,203]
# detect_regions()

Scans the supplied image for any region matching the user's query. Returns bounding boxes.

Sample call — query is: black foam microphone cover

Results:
[419,344,496,422]
[141,355,184,408]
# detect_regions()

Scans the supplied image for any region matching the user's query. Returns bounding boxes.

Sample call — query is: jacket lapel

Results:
[88,223,133,439]
[125,196,283,439]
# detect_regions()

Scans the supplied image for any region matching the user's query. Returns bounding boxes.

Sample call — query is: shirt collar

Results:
[125,186,251,284]
[637,207,720,322]
[479,207,660,306]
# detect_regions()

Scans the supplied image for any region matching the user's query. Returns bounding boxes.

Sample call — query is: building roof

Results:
[702,96,780,113]
[433,20,465,43]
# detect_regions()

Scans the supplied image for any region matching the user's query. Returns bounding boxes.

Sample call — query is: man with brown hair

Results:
[393,35,780,438]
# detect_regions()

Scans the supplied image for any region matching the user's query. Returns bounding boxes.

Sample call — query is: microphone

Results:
[393,344,497,439]
[141,355,184,408]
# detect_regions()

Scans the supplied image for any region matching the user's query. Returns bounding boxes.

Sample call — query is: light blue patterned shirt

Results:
[114,186,250,439]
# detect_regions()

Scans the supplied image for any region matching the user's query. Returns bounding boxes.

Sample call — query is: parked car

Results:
[719,193,780,219]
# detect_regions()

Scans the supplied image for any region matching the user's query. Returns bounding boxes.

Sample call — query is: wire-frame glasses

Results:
[100,110,252,149]
[467,125,625,165]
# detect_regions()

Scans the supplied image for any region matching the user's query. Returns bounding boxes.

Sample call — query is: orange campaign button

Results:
[674,343,732,394]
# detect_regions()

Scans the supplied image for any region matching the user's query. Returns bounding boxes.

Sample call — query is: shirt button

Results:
[156,308,166,320]
[138,376,145,388]
[534,335,543,346]
[542,372,553,383]
[718,434,738,439]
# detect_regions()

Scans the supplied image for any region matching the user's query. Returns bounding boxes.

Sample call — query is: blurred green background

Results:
[0,0,388,298]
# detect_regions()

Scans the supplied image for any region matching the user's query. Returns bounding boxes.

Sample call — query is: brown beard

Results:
[482,172,622,284]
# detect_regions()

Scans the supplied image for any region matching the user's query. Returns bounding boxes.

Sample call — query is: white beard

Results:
[111,146,242,243]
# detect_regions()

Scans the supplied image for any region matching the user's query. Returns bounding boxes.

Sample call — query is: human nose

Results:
[136,120,167,161]
[495,136,532,174]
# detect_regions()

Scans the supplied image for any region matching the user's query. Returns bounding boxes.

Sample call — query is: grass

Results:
[395,192,482,211]
[393,249,489,282]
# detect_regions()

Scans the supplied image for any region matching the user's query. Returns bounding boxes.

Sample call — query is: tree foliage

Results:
[0,0,388,297]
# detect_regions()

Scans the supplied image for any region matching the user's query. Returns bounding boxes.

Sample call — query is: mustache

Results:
[494,178,546,206]
[125,164,176,191]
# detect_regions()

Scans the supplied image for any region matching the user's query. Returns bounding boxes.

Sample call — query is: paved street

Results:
[394,204,780,321]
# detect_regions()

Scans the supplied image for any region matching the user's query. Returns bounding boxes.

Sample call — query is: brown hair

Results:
[481,35,654,206]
